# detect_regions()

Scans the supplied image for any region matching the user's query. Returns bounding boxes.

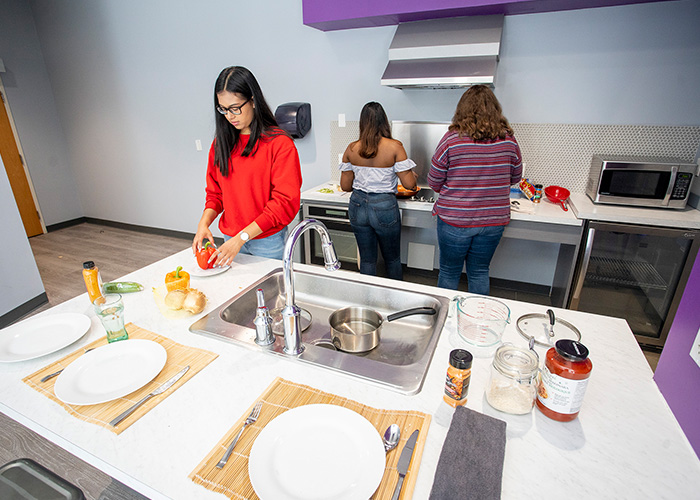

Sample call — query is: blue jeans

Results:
[224,227,287,260]
[436,217,505,294]
[348,190,403,280]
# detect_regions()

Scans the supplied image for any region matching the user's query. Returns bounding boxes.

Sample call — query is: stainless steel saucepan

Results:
[328,306,436,353]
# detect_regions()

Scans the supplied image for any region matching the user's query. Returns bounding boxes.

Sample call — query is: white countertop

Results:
[1,249,699,499]
[569,193,700,229]
[304,182,700,230]
[302,182,582,227]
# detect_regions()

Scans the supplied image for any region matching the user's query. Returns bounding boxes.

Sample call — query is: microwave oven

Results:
[586,155,697,209]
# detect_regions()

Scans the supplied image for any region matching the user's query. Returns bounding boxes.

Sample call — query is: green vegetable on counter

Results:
[103,281,144,293]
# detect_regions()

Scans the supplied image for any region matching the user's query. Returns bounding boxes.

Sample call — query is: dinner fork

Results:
[216,401,263,469]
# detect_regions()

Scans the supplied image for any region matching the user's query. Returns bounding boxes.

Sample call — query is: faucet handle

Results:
[254,289,274,346]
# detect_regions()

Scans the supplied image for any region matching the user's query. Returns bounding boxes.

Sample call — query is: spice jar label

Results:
[537,365,590,414]
[445,373,470,402]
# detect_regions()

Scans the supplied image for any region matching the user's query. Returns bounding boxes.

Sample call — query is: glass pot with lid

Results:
[485,343,540,415]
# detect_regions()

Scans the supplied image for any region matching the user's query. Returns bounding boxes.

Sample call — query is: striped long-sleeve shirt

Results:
[428,130,522,228]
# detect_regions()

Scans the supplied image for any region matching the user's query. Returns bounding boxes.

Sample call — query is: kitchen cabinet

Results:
[302,0,668,31]
[1,248,699,498]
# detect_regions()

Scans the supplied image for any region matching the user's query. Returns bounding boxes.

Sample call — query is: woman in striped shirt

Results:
[428,85,522,294]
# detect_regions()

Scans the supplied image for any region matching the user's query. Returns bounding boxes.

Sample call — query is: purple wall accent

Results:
[655,256,700,459]
[303,0,673,31]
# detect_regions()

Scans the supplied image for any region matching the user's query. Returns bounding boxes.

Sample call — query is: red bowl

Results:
[544,185,570,211]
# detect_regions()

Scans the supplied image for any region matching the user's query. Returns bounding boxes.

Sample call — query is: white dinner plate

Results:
[54,339,167,405]
[249,404,385,500]
[187,255,230,277]
[0,313,91,363]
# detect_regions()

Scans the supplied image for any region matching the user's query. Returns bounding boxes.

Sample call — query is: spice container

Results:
[82,261,103,303]
[533,184,543,203]
[536,339,592,422]
[443,349,473,407]
[486,343,540,414]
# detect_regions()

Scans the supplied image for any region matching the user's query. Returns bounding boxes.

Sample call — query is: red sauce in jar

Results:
[536,340,592,422]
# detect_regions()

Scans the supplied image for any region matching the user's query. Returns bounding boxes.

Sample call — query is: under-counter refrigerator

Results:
[568,221,699,348]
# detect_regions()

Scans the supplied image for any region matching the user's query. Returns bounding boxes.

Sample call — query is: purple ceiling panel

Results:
[303,0,675,31]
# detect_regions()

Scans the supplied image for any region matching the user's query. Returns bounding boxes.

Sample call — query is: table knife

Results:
[391,429,419,500]
[109,365,189,427]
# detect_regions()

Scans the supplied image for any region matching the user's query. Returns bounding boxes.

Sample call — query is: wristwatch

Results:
[239,231,250,242]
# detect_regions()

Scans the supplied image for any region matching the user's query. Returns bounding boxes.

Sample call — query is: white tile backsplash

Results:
[329,122,700,192]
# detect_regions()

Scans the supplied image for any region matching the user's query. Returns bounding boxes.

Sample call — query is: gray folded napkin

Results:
[429,406,507,500]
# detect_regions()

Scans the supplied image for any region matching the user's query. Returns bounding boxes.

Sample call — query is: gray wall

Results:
[1,0,699,235]
[0,0,82,226]
[0,156,45,319]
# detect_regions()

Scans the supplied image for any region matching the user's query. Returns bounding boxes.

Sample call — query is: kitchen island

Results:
[1,249,699,499]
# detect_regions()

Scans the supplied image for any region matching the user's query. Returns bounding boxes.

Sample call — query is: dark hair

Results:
[357,102,392,159]
[449,85,514,141]
[213,66,281,176]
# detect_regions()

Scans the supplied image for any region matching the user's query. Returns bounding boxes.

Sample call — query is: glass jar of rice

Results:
[486,343,540,415]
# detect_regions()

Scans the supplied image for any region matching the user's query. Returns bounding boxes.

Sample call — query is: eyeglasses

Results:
[216,98,251,116]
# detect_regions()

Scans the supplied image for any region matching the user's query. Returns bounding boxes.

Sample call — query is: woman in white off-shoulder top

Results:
[339,102,417,280]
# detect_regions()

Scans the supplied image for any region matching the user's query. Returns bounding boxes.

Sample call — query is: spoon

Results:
[383,424,401,453]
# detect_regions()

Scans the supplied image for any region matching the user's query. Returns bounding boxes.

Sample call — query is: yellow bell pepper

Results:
[165,266,190,292]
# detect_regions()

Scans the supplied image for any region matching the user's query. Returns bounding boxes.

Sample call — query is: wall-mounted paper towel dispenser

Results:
[275,102,311,139]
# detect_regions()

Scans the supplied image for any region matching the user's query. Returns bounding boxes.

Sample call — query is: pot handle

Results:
[387,306,436,322]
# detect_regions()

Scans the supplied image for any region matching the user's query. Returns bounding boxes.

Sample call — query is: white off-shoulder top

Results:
[338,159,416,193]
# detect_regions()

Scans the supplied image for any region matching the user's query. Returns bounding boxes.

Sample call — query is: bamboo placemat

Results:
[190,377,431,500]
[23,323,218,434]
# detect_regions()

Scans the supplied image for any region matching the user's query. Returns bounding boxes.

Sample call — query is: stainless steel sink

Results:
[190,268,449,394]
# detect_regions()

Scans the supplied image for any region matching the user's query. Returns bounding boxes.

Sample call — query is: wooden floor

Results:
[25,222,191,319]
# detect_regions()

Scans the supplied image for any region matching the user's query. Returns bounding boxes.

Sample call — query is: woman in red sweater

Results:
[192,66,302,265]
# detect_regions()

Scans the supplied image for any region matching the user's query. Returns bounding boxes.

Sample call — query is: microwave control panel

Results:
[671,172,693,200]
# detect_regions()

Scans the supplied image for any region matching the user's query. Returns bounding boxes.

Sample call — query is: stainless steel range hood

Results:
[381,15,504,90]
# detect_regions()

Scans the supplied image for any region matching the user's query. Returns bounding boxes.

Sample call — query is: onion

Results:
[164,289,187,310]
[182,288,207,314]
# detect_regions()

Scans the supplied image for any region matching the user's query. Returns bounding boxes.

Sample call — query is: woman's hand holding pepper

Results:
[192,209,218,254]
[211,237,243,267]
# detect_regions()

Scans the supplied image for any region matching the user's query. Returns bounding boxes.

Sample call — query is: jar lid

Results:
[555,339,589,361]
[492,343,539,380]
[83,261,95,269]
[449,349,473,370]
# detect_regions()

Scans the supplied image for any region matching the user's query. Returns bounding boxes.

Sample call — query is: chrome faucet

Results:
[282,219,340,355]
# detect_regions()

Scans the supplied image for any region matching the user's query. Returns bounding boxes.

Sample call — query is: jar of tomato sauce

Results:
[536,339,592,422]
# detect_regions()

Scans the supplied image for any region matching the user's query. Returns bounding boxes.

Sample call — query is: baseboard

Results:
[45,218,225,246]
[45,217,88,232]
[84,218,196,241]
[0,293,49,329]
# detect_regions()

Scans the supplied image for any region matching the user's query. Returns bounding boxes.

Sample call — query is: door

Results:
[0,85,44,237]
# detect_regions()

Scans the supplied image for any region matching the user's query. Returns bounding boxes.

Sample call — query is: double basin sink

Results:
[190,268,449,394]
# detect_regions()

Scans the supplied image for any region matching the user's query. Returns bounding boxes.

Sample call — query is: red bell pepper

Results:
[196,241,216,270]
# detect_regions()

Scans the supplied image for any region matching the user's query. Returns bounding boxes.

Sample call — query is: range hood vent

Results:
[381,15,504,90]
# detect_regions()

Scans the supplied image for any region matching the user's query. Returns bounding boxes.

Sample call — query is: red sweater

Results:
[205,132,302,238]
